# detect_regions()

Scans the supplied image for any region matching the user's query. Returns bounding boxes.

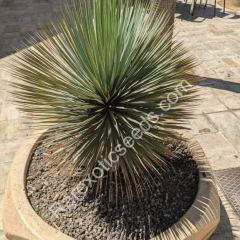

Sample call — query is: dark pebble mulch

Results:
[27,140,199,240]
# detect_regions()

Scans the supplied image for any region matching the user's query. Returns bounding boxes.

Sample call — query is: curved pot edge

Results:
[3,130,220,240]
[3,130,74,240]
[157,131,221,240]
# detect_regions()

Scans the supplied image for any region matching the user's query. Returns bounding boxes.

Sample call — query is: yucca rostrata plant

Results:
[10,0,197,202]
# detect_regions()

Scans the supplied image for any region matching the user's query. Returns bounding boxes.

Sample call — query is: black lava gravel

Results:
[27,140,199,240]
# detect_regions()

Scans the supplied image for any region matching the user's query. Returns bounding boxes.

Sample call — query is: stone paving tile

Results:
[222,57,240,67]
[207,112,240,154]
[190,114,218,135]
[193,87,228,114]
[233,110,240,119]
[0,138,25,157]
[0,194,7,239]
[0,119,30,143]
[0,234,7,240]
[0,104,22,122]
[0,194,3,231]
[0,152,15,166]
[195,132,240,170]
[0,162,11,195]
[212,89,240,110]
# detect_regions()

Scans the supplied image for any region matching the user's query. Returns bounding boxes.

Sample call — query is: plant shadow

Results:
[0,0,64,59]
[176,0,240,22]
[197,77,240,93]
[210,200,235,239]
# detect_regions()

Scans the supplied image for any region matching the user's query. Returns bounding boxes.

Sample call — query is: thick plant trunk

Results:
[150,0,176,28]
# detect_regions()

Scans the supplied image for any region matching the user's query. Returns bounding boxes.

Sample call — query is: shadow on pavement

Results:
[210,200,235,239]
[197,77,240,93]
[176,1,240,22]
[0,0,64,59]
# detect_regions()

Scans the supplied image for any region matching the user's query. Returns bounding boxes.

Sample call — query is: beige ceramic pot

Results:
[3,130,220,240]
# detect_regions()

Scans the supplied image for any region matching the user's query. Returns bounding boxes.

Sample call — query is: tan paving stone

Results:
[233,110,240,119]
[0,103,21,121]
[222,57,240,67]
[190,114,218,135]
[0,88,11,104]
[207,112,240,153]
[200,59,226,71]
[208,48,239,58]
[0,78,8,92]
[0,119,30,143]
[205,42,222,51]
[0,194,3,231]
[193,87,228,114]
[0,162,11,194]
[215,68,240,83]
[0,139,23,163]
[0,233,6,240]
[0,151,15,165]
[195,132,240,170]
[198,50,218,61]
[212,88,240,110]
[0,91,6,105]
[200,68,217,77]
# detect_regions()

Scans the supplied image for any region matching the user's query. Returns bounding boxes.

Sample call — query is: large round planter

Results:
[3,130,220,240]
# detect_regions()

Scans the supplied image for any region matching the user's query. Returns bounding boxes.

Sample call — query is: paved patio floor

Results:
[176,1,240,239]
[1,0,240,239]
